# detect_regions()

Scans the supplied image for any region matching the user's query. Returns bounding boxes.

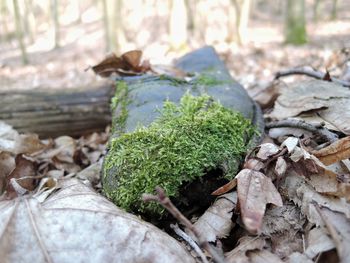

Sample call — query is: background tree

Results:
[13,0,28,64]
[50,0,60,48]
[229,0,251,45]
[284,0,307,45]
[102,0,125,53]
[169,0,188,51]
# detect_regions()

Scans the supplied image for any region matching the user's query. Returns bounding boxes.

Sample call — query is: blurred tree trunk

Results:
[13,0,28,64]
[331,0,338,20]
[284,0,307,45]
[50,0,60,48]
[313,0,321,22]
[0,0,9,42]
[229,0,251,45]
[101,0,110,51]
[24,0,35,43]
[103,0,125,53]
[169,0,188,51]
[184,0,195,34]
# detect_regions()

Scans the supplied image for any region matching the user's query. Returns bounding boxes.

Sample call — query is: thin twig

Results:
[266,119,338,142]
[142,187,227,263]
[275,67,350,87]
[170,224,209,263]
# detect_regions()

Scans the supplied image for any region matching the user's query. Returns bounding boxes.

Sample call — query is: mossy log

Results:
[0,82,114,138]
[103,46,264,216]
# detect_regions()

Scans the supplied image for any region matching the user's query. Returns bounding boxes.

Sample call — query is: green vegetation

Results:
[104,93,255,215]
[111,81,129,133]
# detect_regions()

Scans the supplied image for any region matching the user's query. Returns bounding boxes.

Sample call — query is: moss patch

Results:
[111,81,129,134]
[103,93,255,215]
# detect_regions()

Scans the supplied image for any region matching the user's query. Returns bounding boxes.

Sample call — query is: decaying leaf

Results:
[304,227,336,259]
[0,152,15,195]
[225,236,283,263]
[0,179,195,263]
[313,136,350,165]
[268,80,350,134]
[261,204,305,259]
[236,169,283,234]
[5,155,37,199]
[256,143,280,160]
[92,50,151,77]
[190,193,237,242]
[246,80,281,109]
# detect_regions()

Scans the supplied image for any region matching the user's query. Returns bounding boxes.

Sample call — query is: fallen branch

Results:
[266,119,338,142]
[275,67,350,87]
[142,186,226,263]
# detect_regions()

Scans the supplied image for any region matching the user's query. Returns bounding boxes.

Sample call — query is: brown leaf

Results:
[211,178,237,195]
[92,50,151,77]
[236,169,283,234]
[91,53,127,77]
[0,152,15,195]
[5,155,36,199]
[121,50,142,70]
[313,136,350,165]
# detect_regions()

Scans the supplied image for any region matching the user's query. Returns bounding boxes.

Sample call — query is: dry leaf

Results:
[275,156,287,176]
[190,193,237,242]
[316,205,350,263]
[261,205,305,259]
[5,155,36,199]
[225,236,273,263]
[313,136,350,165]
[304,227,335,259]
[268,80,350,134]
[256,143,280,160]
[92,50,151,77]
[0,152,15,194]
[211,178,237,195]
[236,169,283,234]
[284,172,350,224]
[0,179,195,263]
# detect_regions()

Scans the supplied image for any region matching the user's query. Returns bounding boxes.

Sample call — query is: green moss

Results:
[193,74,224,86]
[111,81,129,133]
[104,93,255,215]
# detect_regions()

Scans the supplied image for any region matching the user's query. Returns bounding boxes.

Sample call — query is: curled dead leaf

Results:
[313,136,350,165]
[236,169,283,234]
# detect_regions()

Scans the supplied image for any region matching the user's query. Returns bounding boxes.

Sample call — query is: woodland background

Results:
[0,0,349,93]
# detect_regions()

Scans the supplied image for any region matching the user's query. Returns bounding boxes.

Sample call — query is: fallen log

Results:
[0,81,114,138]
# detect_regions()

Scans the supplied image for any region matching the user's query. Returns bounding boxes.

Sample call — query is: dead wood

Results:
[0,82,114,138]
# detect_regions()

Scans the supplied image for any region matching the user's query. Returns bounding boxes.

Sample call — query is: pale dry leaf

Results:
[0,178,195,263]
[304,227,335,259]
[281,137,299,153]
[225,236,267,263]
[256,143,280,160]
[268,80,350,119]
[284,172,350,225]
[54,136,77,163]
[317,206,350,263]
[288,252,314,263]
[248,249,284,263]
[275,156,287,176]
[76,160,102,186]
[313,136,350,165]
[236,169,283,234]
[190,193,237,242]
